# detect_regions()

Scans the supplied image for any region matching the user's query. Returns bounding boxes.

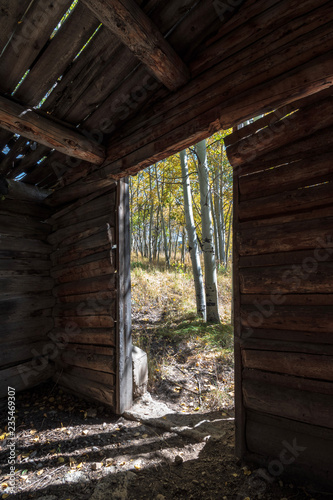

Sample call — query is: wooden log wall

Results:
[0,196,54,397]
[225,87,333,487]
[49,183,118,409]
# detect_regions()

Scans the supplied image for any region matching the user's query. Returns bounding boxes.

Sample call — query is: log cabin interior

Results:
[0,0,332,490]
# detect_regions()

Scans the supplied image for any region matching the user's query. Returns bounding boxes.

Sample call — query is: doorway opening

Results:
[129,131,235,416]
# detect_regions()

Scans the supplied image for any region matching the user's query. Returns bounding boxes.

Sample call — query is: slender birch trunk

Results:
[180,149,206,319]
[181,226,186,264]
[210,190,219,265]
[155,164,169,267]
[196,139,220,323]
[225,203,233,268]
[215,155,226,266]
[148,167,154,262]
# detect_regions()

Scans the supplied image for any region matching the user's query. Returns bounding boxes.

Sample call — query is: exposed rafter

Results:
[0,95,106,165]
[80,0,190,91]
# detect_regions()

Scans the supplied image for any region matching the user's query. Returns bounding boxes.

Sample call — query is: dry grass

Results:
[130,256,234,411]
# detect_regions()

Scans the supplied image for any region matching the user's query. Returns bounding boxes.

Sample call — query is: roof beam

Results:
[0,95,106,165]
[80,0,190,91]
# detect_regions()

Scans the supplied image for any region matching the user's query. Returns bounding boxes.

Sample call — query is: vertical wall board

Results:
[116,178,133,414]
[233,172,246,458]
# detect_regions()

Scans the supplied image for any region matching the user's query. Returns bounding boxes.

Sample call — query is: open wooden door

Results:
[51,179,133,414]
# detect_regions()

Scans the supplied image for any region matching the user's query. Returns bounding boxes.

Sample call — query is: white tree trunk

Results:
[196,140,220,323]
[155,164,169,267]
[180,150,206,319]
[215,160,226,266]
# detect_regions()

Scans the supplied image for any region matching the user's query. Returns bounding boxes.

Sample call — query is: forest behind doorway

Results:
[129,131,235,413]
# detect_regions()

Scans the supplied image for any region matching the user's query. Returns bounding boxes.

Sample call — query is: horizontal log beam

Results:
[100,51,333,179]
[80,0,190,91]
[0,95,106,165]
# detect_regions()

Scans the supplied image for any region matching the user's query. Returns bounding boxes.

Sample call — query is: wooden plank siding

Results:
[0,196,55,397]
[226,88,333,486]
[50,182,119,410]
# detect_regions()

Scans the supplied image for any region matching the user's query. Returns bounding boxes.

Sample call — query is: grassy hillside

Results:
[131,257,234,411]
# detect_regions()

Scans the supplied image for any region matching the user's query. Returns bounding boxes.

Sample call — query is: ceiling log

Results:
[80,0,190,91]
[0,96,106,166]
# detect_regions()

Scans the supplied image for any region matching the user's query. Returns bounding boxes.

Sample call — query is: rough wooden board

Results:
[0,0,73,95]
[242,349,333,380]
[0,361,53,399]
[238,151,333,201]
[52,328,115,347]
[240,262,333,294]
[56,371,115,407]
[15,3,100,107]
[228,93,333,167]
[246,410,333,488]
[52,257,114,285]
[0,197,52,219]
[238,215,333,255]
[80,0,190,91]
[240,304,333,333]
[53,274,116,298]
[0,96,106,164]
[243,379,333,429]
[0,234,52,255]
[61,346,115,373]
[192,0,329,75]
[105,7,333,165]
[48,213,114,246]
[0,276,54,297]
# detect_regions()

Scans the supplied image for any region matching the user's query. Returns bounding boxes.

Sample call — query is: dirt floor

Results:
[0,297,331,499]
[0,380,330,500]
